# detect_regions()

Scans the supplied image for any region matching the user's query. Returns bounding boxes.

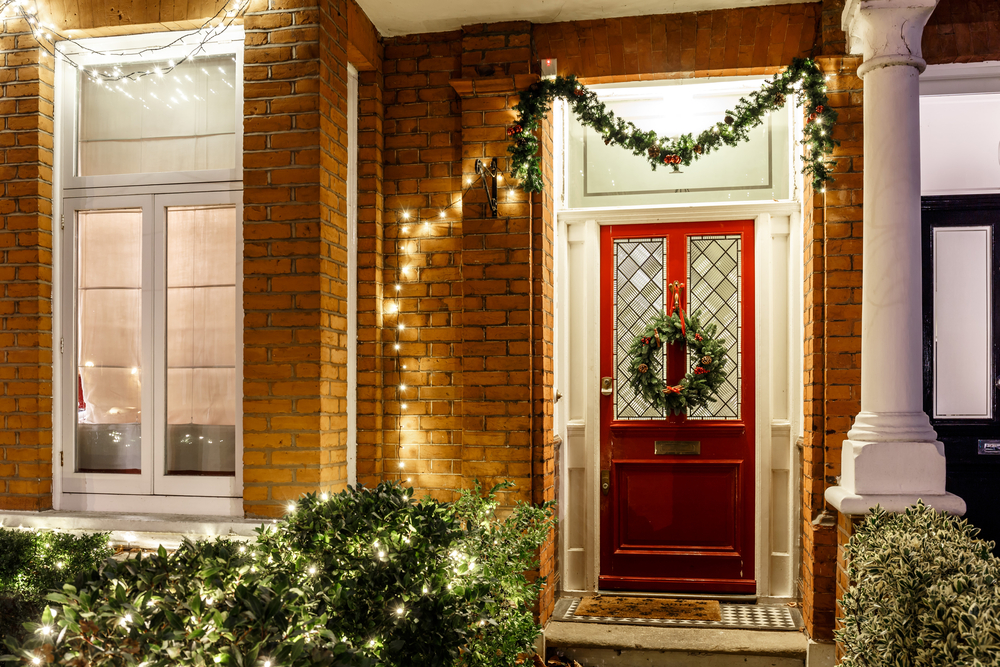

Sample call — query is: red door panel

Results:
[599,220,755,594]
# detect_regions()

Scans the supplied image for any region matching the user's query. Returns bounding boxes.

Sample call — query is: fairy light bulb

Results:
[395,284,401,291]
[396,606,404,615]
[287,502,296,513]
[398,323,405,330]
[401,403,407,409]
[401,211,410,220]
[308,566,317,575]
[439,211,445,218]
[399,384,406,390]
[394,344,401,350]
[321,493,329,501]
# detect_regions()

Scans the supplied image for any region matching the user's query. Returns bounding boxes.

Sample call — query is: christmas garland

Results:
[508,57,838,193]
[627,300,729,417]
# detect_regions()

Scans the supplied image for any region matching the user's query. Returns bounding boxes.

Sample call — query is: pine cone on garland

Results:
[603,137,612,145]
[694,144,703,154]
[725,115,735,125]
[701,355,712,365]
[637,364,648,374]
[775,93,785,106]
[648,146,660,159]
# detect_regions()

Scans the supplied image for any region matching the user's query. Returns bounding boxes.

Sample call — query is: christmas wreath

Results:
[508,57,838,194]
[627,283,730,416]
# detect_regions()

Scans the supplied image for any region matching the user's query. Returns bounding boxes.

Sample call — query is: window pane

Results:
[77,209,142,473]
[78,55,237,176]
[934,226,992,418]
[166,205,237,475]
[687,235,741,420]
[614,238,667,420]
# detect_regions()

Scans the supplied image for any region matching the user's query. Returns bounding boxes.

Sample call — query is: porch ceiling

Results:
[356,0,814,37]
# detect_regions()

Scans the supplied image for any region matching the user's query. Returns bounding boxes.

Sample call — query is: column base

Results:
[825,486,966,516]
[840,438,946,496]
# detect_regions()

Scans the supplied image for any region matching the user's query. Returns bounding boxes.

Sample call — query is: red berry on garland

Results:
[809,113,817,122]
[695,333,703,342]
[694,367,709,375]
[506,124,523,137]
[725,115,734,125]
[573,88,584,97]
[816,105,824,113]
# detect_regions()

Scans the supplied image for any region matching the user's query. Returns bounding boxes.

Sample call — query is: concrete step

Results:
[544,619,810,667]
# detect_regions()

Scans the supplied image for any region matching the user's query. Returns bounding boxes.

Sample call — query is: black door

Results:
[923,195,1000,553]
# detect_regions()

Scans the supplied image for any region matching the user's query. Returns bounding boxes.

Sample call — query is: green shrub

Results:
[4,481,555,667]
[0,528,112,647]
[838,501,1000,667]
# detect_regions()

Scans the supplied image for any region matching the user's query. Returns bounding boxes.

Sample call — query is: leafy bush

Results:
[838,501,1000,667]
[4,482,555,667]
[0,528,112,647]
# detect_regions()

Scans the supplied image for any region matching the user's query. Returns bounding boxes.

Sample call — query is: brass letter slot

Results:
[654,440,701,455]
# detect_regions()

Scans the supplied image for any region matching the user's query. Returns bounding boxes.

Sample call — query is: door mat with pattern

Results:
[555,597,802,631]
[573,596,722,621]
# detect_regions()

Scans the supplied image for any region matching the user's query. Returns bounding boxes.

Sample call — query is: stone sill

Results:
[0,510,266,550]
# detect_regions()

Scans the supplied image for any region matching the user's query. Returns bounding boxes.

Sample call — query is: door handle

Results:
[601,377,613,396]
[601,469,610,496]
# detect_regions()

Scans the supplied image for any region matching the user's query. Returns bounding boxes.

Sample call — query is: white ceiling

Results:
[357,0,812,37]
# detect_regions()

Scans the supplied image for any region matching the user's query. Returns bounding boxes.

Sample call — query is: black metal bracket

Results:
[474,158,500,218]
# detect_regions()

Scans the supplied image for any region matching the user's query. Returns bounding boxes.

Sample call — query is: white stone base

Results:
[840,438,947,496]
[825,485,966,516]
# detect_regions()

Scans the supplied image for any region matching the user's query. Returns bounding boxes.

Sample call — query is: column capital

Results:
[842,0,940,76]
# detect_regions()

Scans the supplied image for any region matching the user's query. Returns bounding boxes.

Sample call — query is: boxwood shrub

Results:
[838,501,1000,667]
[3,481,555,667]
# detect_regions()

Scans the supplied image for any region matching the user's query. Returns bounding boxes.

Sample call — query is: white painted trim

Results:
[558,202,803,598]
[347,63,359,486]
[558,200,801,225]
[754,212,773,598]
[55,493,245,516]
[920,61,1000,96]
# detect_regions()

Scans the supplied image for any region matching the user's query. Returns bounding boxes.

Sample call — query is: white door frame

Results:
[555,200,803,599]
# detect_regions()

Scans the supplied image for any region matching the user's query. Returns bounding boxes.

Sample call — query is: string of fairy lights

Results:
[0,0,247,83]
[387,171,521,483]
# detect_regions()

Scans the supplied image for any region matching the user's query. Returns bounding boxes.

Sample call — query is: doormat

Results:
[555,597,802,631]
[573,596,722,621]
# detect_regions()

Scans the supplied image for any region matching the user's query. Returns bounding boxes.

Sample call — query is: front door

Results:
[599,220,755,593]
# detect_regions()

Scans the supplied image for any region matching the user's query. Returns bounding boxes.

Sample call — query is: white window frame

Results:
[54,30,244,514]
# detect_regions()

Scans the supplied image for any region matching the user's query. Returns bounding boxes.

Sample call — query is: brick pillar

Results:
[452,74,536,506]
[242,0,349,516]
[835,511,862,661]
[0,23,54,511]
[799,54,864,641]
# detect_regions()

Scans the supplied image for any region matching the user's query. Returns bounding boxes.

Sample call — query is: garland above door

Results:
[508,57,838,194]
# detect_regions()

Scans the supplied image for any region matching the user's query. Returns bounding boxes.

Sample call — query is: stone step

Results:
[544,620,812,667]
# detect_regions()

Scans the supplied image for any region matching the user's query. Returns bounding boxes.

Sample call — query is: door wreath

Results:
[626,281,730,416]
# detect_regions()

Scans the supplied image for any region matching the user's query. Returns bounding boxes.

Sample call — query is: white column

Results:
[825,0,965,515]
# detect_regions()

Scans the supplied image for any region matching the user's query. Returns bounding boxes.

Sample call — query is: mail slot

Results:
[654,440,700,455]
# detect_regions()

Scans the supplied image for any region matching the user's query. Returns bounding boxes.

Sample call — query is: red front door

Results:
[599,220,755,593]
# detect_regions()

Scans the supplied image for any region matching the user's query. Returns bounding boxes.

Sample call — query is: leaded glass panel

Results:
[687,235,741,420]
[614,238,666,419]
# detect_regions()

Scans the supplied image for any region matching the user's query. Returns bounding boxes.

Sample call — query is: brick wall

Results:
[0,19,54,511]
[925,0,1000,64]
[533,3,820,81]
